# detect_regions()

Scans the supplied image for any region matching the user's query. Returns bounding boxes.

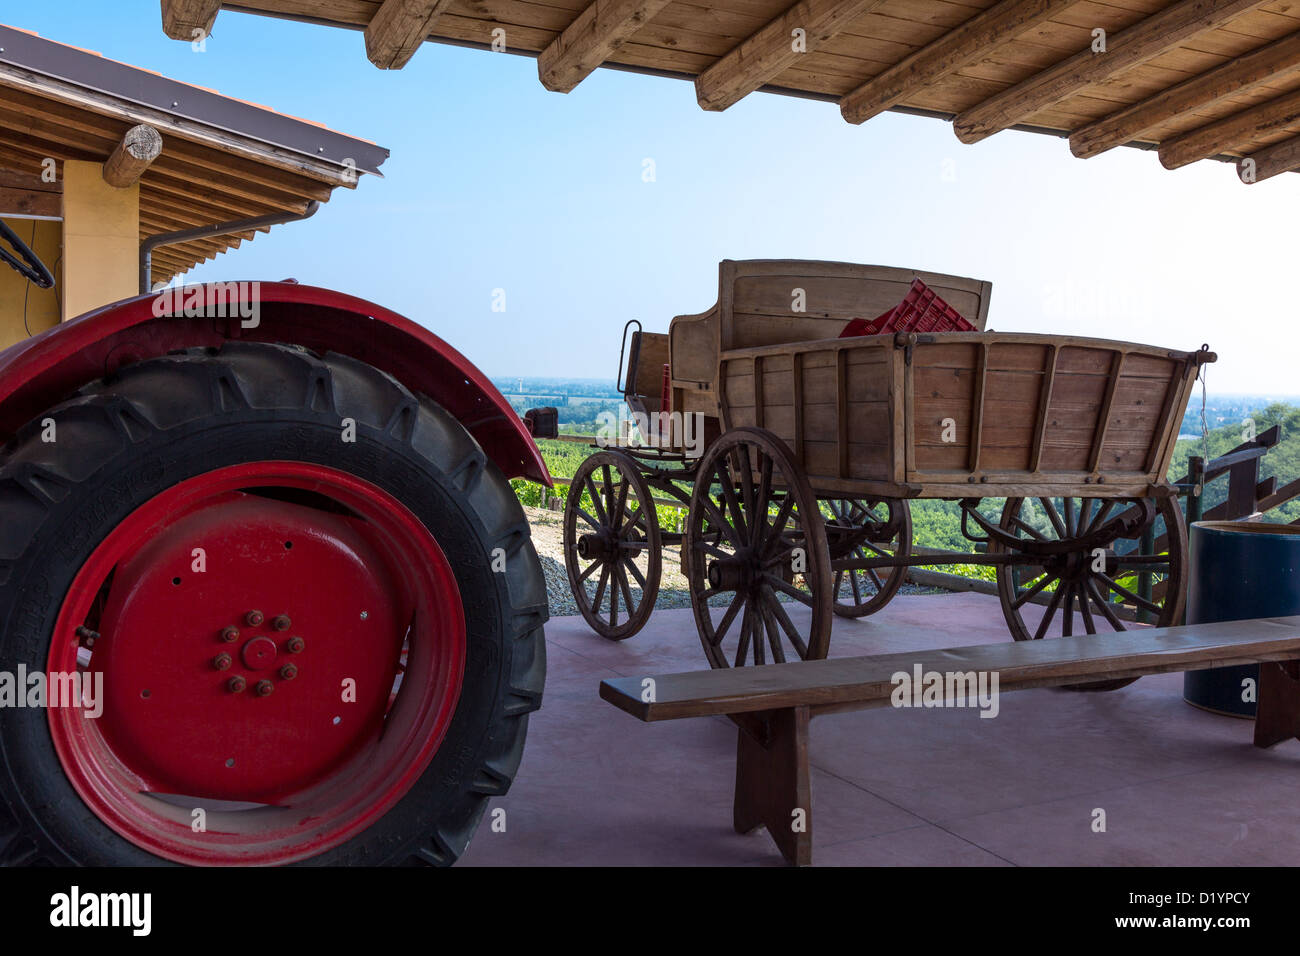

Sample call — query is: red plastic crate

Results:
[839,278,977,337]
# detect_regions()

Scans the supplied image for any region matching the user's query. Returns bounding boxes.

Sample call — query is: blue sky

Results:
[8,0,1298,393]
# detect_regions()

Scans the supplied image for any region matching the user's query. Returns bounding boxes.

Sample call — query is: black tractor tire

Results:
[0,342,546,866]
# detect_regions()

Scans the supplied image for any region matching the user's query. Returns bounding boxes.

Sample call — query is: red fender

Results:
[0,282,551,485]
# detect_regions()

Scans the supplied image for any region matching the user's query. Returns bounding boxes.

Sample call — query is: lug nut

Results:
[227,676,247,693]
[272,614,291,631]
[212,653,232,671]
[285,636,305,654]
[245,610,264,627]
[221,626,240,643]
[279,663,298,681]
[255,680,274,697]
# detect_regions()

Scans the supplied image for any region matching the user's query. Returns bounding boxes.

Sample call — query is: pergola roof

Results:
[179,0,1300,183]
[0,23,389,287]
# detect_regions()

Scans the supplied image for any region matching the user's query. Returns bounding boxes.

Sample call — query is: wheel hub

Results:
[88,493,409,804]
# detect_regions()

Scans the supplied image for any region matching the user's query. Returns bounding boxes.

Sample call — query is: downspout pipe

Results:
[139,200,321,294]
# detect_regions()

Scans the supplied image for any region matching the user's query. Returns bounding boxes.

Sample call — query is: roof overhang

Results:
[185,0,1300,185]
[0,22,389,285]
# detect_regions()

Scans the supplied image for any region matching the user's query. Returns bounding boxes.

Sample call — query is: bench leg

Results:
[733,705,812,866]
[1254,660,1300,749]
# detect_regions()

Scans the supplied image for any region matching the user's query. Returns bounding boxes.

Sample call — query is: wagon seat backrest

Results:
[621,328,669,421]
[667,259,993,416]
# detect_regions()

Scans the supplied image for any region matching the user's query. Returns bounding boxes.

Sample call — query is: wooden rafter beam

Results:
[953,0,1270,144]
[539,0,674,93]
[698,0,888,113]
[1158,87,1300,169]
[103,124,163,188]
[364,0,453,70]
[840,0,1076,125]
[1239,132,1300,183]
[1072,30,1300,158]
[160,0,222,41]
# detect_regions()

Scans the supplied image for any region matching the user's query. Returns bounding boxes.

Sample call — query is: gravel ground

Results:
[524,505,943,619]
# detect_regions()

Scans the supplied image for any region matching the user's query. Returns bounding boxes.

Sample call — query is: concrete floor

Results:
[459,592,1300,866]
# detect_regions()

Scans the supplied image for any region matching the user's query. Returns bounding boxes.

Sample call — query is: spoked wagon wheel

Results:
[685,427,832,669]
[822,497,911,618]
[0,344,545,866]
[562,449,661,640]
[993,495,1187,691]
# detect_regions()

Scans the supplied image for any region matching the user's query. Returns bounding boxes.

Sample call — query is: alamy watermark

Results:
[595,408,706,458]
[890,664,999,718]
[0,666,103,718]
[151,280,262,329]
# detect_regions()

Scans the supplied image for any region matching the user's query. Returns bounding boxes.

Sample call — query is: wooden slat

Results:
[1087,351,1124,473]
[697,0,887,112]
[365,0,454,69]
[752,354,764,429]
[0,186,59,217]
[840,0,1076,125]
[968,341,988,472]
[953,0,1272,144]
[539,0,676,93]
[1028,344,1057,473]
[1240,130,1300,181]
[160,0,221,40]
[1159,86,1300,169]
[601,616,1300,721]
[836,347,848,479]
[1070,28,1300,158]
[792,351,805,466]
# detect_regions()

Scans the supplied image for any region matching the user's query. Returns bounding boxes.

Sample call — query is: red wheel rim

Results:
[47,462,466,865]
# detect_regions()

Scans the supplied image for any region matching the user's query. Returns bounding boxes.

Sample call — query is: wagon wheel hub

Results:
[707,551,758,591]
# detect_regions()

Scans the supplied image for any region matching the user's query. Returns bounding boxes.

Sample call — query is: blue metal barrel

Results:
[1184,520,1300,717]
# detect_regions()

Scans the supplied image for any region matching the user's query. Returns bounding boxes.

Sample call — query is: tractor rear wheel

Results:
[0,342,546,866]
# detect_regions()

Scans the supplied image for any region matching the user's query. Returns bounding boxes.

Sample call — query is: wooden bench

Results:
[600,616,1300,866]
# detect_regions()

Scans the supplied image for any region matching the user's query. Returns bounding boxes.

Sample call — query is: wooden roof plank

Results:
[160,0,223,40]
[840,0,1078,123]
[1158,82,1300,166]
[366,0,456,68]
[696,0,890,111]
[1072,28,1300,156]
[541,0,693,91]
[952,0,1274,143]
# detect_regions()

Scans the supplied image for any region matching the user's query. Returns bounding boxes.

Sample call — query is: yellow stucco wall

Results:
[0,217,61,348]
[61,160,139,322]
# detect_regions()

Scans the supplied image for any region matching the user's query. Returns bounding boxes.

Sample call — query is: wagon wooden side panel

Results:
[717,331,1209,500]
[905,334,1204,499]
[719,335,905,498]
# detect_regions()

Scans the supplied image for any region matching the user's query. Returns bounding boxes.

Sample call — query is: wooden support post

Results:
[697,0,887,112]
[1254,660,1300,748]
[160,0,221,42]
[103,125,163,188]
[840,0,1073,125]
[365,0,453,69]
[539,0,674,93]
[953,0,1269,144]
[732,707,812,866]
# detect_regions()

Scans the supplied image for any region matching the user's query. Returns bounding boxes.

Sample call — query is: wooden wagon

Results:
[563,260,1214,677]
